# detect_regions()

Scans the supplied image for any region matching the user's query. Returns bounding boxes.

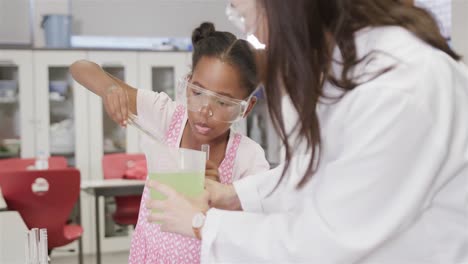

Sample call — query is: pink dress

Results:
[129,105,242,264]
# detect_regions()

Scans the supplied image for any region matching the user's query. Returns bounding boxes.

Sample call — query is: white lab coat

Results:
[200,26,468,264]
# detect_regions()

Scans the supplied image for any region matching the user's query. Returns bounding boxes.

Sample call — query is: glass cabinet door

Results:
[34,51,88,169]
[151,67,176,98]
[0,65,21,159]
[138,52,189,101]
[48,66,76,159]
[0,50,34,158]
[87,51,139,181]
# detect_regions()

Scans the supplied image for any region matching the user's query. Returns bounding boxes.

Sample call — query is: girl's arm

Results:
[70,59,137,126]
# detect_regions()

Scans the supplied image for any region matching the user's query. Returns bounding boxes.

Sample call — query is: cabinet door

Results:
[0,50,34,158]
[33,51,88,172]
[138,52,190,99]
[87,51,139,180]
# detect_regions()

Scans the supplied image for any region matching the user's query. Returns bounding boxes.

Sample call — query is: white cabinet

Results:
[0,50,35,158]
[33,51,89,172]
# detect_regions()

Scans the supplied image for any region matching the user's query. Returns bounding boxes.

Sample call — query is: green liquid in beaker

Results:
[149,171,204,223]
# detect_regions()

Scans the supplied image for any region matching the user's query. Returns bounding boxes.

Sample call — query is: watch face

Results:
[192,213,206,228]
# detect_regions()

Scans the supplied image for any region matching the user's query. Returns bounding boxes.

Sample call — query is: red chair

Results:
[0,156,68,171]
[0,169,83,259]
[102,153,145,225]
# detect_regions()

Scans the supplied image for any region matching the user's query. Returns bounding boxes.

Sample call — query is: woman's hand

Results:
[146,180,210,238]
[205,160,220,182]
[205,179,242,210]
[103,83,129,127]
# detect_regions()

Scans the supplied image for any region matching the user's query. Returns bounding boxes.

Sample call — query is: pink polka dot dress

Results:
[129,104,242,264]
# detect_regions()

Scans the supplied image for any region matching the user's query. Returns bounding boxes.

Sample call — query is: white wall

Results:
[3,0,467,51]
[0,0,69,47]
[71,0,238,38]
[0,0,32,45]
[30,0,237,47]
[1,0,236,47]
[452,0,468,63]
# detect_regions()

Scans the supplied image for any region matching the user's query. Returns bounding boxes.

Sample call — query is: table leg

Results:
[95,196,101,264]
[77,196,83,264]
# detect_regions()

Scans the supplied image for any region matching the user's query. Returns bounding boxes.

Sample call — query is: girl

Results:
[70,22,269,263]
[146,1,468,264]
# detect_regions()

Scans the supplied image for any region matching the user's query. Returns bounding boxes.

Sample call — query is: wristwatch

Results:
[192,212,206,240]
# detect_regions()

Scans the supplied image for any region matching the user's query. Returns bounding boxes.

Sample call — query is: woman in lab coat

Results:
[146,0,468,263]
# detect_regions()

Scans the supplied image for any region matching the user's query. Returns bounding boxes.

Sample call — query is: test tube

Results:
[29,228,39,264]
[25,231,30,264]
[39,229,48,264]
[201,144,210,161]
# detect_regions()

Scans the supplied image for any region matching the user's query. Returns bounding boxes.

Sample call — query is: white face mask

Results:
[226,0,266,49]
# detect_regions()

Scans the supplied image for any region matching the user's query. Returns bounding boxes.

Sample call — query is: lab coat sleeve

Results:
[200,89,442,263]
[232,163,286,213]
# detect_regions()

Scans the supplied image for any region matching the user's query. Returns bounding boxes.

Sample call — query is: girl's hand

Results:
[205,179,242,211]
[205,160,220,182]
[146,180,210,238]
[103,84,129,127]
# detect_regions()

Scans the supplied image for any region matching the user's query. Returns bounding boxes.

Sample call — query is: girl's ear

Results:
[243,96,257,118]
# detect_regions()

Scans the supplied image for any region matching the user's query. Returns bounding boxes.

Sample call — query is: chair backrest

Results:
[0,156,68,172]
[0,169,80,249]
[102,153,145,179]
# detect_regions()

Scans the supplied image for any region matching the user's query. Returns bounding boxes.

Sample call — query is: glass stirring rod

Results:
[201,144,210,161]
[127,114,164,143]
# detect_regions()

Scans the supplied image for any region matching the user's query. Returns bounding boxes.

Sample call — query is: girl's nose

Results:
[199,104,214,118]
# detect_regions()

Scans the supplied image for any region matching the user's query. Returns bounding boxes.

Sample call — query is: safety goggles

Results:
[178,79,256,123]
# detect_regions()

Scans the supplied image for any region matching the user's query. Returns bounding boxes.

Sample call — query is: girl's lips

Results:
[194,123,212,135]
